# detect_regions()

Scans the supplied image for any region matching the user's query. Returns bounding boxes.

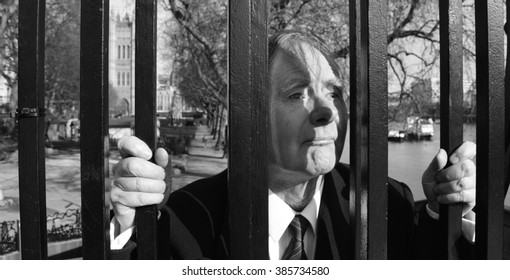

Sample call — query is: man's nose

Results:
[309,96,337,126]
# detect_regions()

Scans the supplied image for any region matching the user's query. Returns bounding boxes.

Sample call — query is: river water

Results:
[339,123,510,207]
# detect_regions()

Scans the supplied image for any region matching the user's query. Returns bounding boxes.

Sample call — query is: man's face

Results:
[269,43,348,184]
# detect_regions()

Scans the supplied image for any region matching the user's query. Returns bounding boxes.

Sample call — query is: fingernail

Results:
[450,156,459,164]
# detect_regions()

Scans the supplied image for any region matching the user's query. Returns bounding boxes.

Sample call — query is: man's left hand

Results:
[422,141,476,216]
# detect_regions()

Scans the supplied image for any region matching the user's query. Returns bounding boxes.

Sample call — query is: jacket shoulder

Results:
[167,170,228,258]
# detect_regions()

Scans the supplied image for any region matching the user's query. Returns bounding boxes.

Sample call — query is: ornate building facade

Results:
[109,12,135,116]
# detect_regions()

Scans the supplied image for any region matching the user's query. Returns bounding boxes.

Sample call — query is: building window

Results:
[122,45,126,59]
[122,72,125,86]
[126,72,130,86]
[118,45,121,59]
[127,45,130,59]
[117,72,120,86]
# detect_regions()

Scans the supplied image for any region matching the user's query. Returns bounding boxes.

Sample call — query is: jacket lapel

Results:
[314,165,353,259]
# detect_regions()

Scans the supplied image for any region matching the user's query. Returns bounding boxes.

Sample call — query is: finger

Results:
[436,189,475,204]
[154,147,169,168]
[433,175,475,195]
[435,159,476,182]
[422,149,448,185]
[113,177,166,194]
[449,141,476,164]
[117,136,152,160]
[115,157,165,179]
[111,191,164,208]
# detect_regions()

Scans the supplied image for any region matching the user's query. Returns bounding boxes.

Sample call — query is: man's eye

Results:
[328,92,340,99]
[288,92,304,99]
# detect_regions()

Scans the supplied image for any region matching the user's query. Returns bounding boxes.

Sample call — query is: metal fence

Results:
[0,221,18,255]
[0,209,81,256]
[13,0,509,259]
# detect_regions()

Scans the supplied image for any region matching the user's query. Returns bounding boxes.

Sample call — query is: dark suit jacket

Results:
[112,163,465,260]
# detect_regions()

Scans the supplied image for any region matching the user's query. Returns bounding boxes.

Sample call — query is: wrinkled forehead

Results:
[271,41,324,70]
[269,32,340,74]
[269,42,337,88]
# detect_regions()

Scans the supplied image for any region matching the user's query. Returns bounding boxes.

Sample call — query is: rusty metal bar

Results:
[438,0,463,260]
[475,0,505,260]
[80,0,110,260]
[228,0,269,259]
[134,0,158,259]
[349,0,388,259]
[17,0,47,260]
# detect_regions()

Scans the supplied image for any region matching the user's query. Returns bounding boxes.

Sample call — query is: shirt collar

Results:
[268,175,324,243]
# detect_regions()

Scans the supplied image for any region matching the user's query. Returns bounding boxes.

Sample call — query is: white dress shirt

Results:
[268,175,324,260]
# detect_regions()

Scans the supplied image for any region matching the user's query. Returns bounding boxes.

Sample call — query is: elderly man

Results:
[109,30,476,259]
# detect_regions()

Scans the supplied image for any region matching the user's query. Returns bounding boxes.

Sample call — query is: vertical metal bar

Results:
[475,0,505,260]
[438,0,463,260]
[349,0,388,259]
[17,0,47,260]
[505,0,510,190]
[228,0,269,259]
[80,0,110,260]
[134,0,158,260]
[349,0,366,259]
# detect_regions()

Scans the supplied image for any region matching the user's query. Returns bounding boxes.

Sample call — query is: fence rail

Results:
[438,0,464,259]
[79,0,111,260]
[134,0,158,260]
[349,0,388,259]
[474,0,506,259]
[12,0,509,260]
[17,0,47,260]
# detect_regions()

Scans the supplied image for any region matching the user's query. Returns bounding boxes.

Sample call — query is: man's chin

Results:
[307,150,336,175]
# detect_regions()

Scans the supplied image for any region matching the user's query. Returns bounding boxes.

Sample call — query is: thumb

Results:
[422,149,448,186]
[154,147,169,168]
[155,147,172,185]
[154,147,172,209]
[113,203,136,234]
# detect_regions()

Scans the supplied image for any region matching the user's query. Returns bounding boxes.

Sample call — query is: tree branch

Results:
[281,0,312,29]
[168,0,227,86]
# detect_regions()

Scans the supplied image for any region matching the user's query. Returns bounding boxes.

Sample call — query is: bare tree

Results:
[0,0,18,117]
[160,0,479,138]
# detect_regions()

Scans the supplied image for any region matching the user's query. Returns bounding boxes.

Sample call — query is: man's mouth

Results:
[303,137,335,146]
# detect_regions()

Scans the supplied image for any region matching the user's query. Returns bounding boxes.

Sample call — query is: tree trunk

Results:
[215,106,226,148]
[211,104,219,138]
[213,104,222,139]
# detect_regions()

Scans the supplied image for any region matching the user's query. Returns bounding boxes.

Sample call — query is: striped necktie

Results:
[281,214,310,260]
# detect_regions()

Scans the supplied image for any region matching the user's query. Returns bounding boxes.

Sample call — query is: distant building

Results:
[157,75,174,114]
[109,12,135,116]
[108,3,200,122]
[108,11,179,117]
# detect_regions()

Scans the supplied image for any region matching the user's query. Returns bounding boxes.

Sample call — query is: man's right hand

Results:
[110,136,169,234]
